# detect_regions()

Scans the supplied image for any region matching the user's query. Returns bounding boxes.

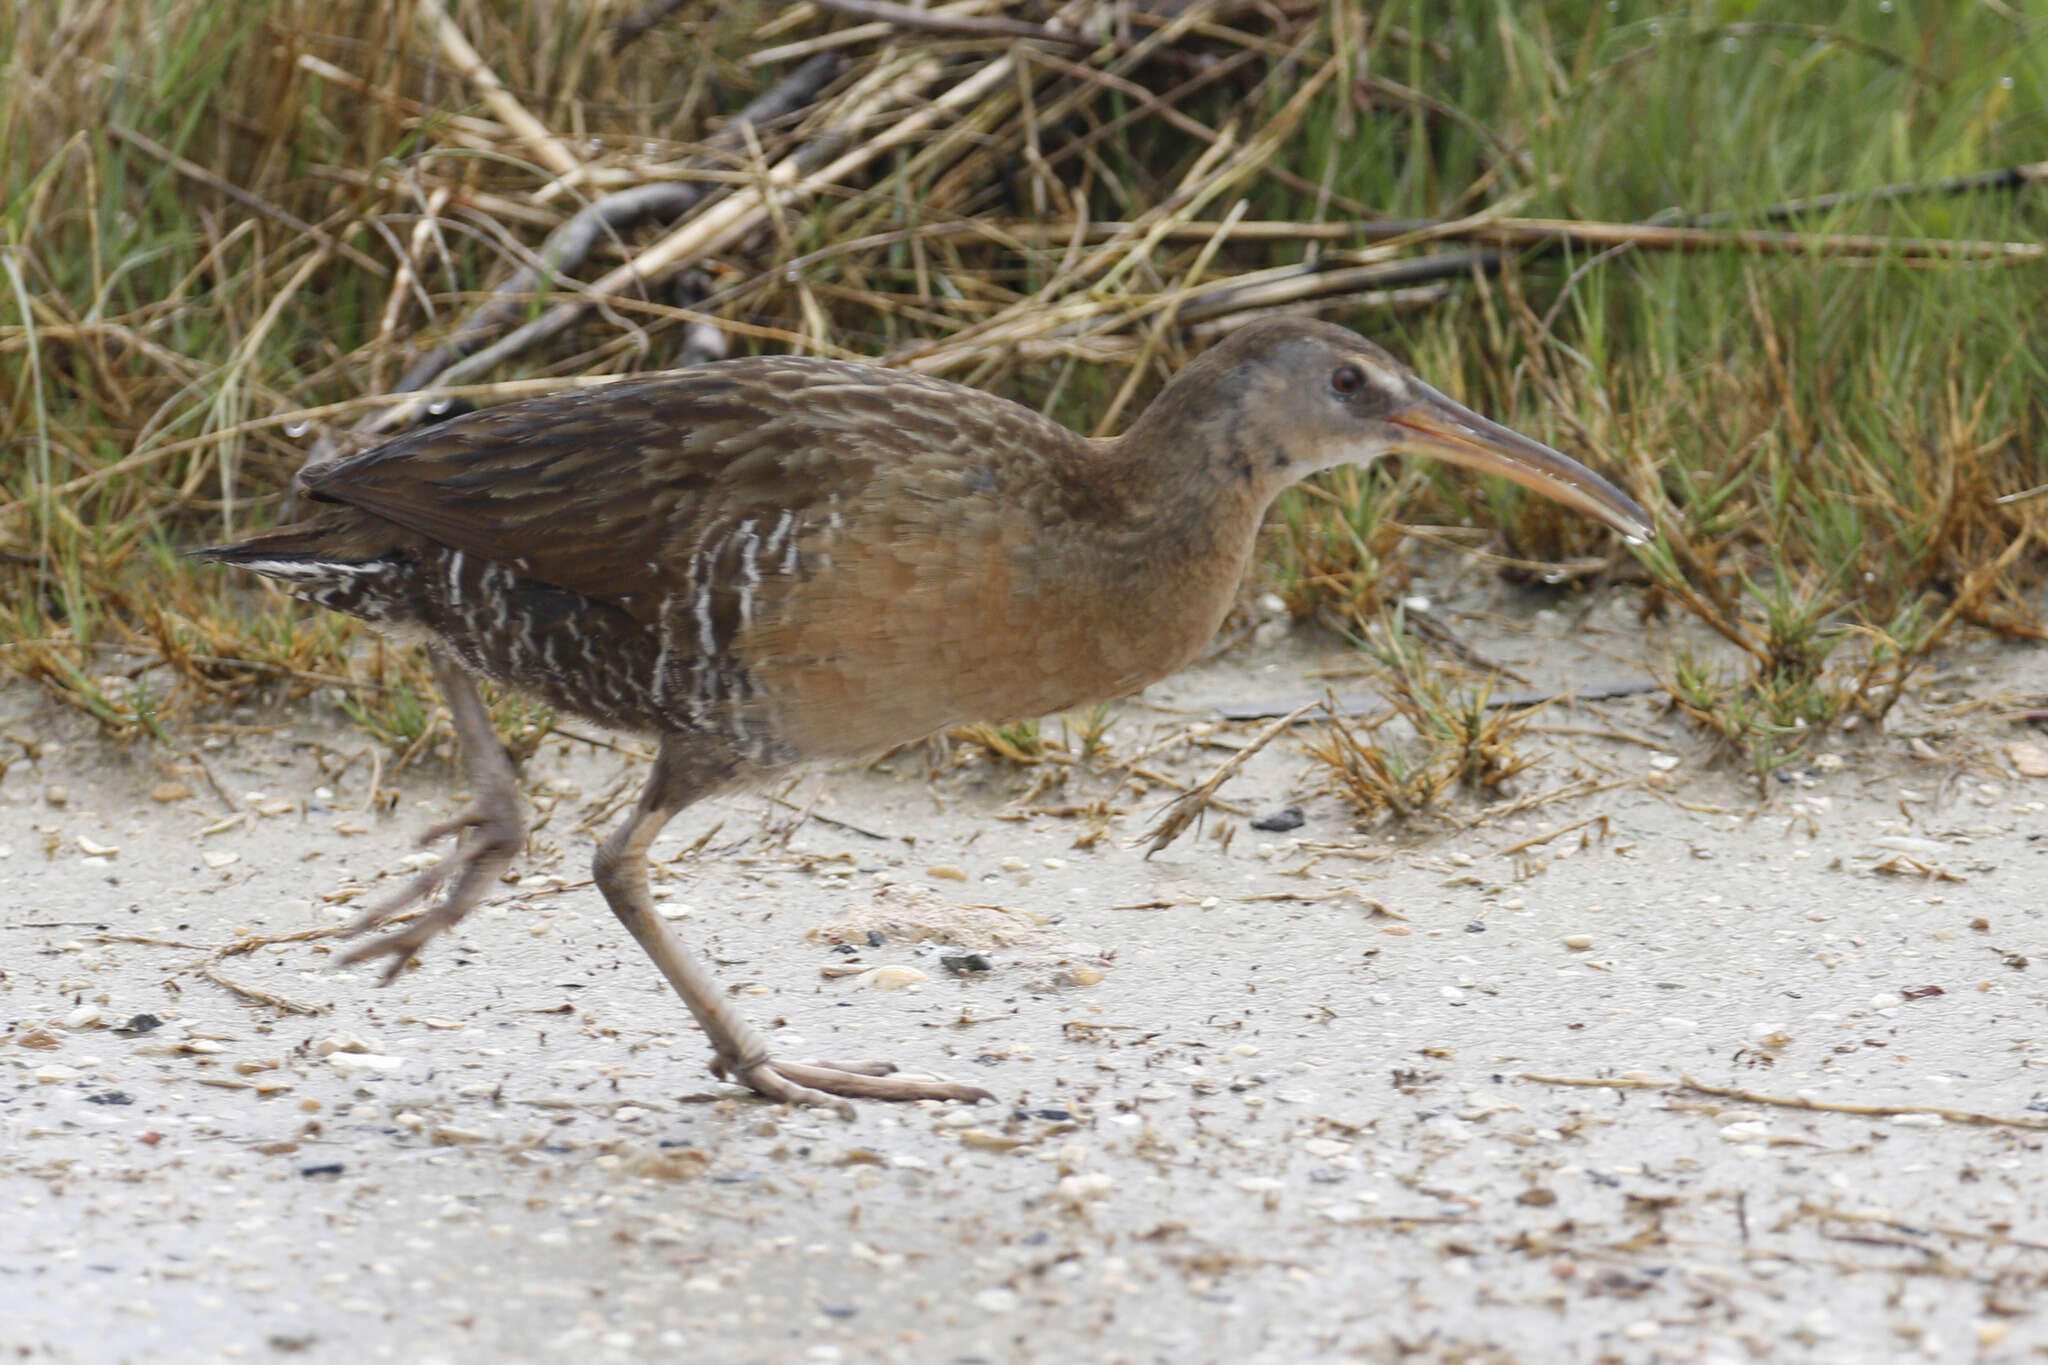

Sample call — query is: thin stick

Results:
[806,0,1095,47]
[416,0,584,185]
[1140,700,1320,857]
[1519,1072,2048,1131]
[1495,813,1609,858]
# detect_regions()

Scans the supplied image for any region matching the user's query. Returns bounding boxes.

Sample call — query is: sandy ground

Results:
[3,579,2046,1365]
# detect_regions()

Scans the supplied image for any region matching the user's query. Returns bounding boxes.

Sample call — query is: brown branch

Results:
[1520,1072,2048,1131]
[807,0,1097,48]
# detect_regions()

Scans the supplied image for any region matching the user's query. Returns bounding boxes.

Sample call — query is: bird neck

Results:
[1066,411,1278,659]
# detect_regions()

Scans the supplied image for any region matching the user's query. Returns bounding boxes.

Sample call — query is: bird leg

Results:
[340,648,525,983]
[594,738,994,1114]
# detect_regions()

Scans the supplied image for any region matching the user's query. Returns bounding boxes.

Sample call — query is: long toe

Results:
[734,1058,993,1112]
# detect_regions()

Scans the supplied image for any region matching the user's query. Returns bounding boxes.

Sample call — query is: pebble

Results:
[63,1005,101,1030]
[855,965,929,990]
[2006,740,2048,778]
[150,781,194,802]
[1303,1138,1349,1158]
[76,835,118,857]
[45,785,70,806]
[327,1053,405,1078]
[35,1065,82,1084]
[926,864,967,882]
[1561,934,1594,950]
[972,1288,1019,1313]
[202,851,240,869]
[1648,754,1680,771]
[1250,806,1305,832]
[1235,1177,1284,1193]
[1057,1173,1115,1202]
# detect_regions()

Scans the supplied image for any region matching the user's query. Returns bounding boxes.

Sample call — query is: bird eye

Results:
[1331,364,1365,397]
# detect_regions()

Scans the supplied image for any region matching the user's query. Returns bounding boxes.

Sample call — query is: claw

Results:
[715,1054,993,1112]
[338,801,524,984]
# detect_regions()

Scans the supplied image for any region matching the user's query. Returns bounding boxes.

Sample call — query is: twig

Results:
[416,0,584,185]
[1496,813,1609,858]
[806,0,1095,48]
[1679,157,2048,227]
[610,0,691,49]
[1350,216,2045,262]
[1140,700,1319,856]
[763,791,903,842]
[182,748,242,813]
[1518,1072,2048,1131]
[1216,679,1659,722]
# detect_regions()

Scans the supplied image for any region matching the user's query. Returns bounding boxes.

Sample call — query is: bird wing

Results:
[302,361,971,622]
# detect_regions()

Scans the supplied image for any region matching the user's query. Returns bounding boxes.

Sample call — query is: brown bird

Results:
[197,317,1650,1111]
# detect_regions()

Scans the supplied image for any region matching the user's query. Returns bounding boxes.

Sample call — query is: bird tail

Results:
[190,512,421,630]
[189,512,398,580]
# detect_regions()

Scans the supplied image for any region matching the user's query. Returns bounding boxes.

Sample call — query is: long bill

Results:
[1387,382,1653,543]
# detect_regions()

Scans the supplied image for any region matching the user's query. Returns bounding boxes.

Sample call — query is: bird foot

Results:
[339,791,524,984]
[715,1055,994,1116]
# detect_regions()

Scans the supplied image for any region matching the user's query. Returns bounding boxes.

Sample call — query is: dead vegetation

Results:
[3,1,2044,781]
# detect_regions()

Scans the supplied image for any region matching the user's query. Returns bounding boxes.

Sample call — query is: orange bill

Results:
[1388,383,1653,543]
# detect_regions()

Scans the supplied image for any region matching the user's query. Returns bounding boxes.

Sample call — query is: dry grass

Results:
[3,1,2045,778]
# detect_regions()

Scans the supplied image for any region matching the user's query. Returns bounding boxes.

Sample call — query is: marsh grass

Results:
[3,1,2043,776]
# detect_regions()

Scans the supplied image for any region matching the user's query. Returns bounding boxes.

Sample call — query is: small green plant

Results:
[1306,610,1543,822]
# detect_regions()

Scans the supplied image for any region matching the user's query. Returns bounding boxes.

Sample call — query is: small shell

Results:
[856,965,930,990]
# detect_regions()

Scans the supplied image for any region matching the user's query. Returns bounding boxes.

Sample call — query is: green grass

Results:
[3,1,2044,779]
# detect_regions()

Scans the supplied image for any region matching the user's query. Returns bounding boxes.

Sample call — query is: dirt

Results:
[3,579,2045,1364]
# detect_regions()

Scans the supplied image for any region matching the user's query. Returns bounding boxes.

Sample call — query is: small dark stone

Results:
[1464,921,1486,934]
[86,1091,133,1106]
[114,1013,163,1035]
[1308,1167,1346,1184]
[1249,805,1305,832]
[821,1306,859,1319]
[866,930,885,948]
[831,943,859,956]
[299,1163,345,1178]
[1022,1107,1071,1121]
[940,951,993,975]
[268,1335,319,1353]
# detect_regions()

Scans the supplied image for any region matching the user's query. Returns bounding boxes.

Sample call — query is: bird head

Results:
[1149,318,1653,544]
